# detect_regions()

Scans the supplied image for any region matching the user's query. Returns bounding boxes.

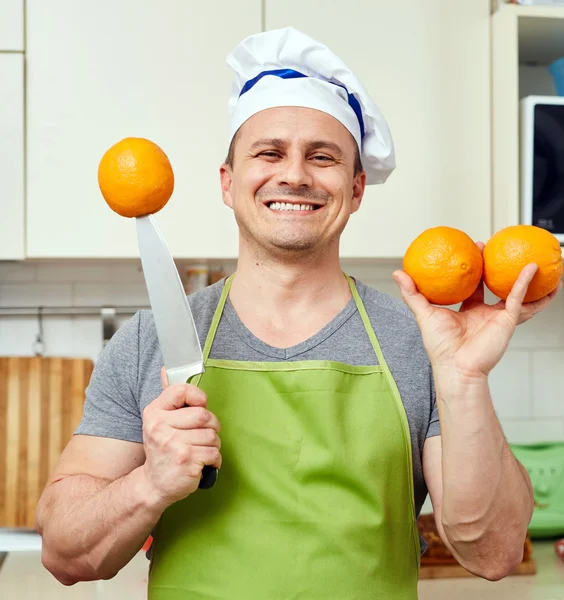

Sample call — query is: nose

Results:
[276,151,313,189]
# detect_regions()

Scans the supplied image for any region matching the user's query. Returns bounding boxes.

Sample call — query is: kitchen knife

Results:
[136,214,218,490]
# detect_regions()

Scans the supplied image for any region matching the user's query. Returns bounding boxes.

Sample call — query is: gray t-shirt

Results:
[76,278,440,552]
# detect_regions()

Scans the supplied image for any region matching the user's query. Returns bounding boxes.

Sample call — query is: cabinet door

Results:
[26,1,261,259]
[0,53,24,260]
[266,0,491,257]
[0,0,23,51]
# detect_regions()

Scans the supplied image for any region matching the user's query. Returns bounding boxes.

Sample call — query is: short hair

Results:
[224,128,364,176]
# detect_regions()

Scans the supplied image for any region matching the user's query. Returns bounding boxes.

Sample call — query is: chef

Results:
[35,27,559,599]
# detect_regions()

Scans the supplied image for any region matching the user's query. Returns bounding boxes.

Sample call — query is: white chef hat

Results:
[226,27,395,185]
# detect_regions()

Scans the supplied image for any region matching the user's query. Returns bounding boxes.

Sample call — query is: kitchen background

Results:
[2,0,564,598]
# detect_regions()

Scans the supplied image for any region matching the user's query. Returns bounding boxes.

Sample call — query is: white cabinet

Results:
[0,53,24,260]
[492,3,564,236]
[266,0,492,257]
[0,0,23,51]
[26,0,261,259]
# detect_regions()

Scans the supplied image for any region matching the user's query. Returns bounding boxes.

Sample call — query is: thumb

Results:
[161,366,169,389]
[393,270,434,322]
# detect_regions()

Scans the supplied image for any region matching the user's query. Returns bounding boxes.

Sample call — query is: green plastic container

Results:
[510,442,564,538]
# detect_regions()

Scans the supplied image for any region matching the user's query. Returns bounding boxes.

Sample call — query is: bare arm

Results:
[393,250,556,581]
[423,380,533,581]
[36,377,222,586]
[35,435,162,585]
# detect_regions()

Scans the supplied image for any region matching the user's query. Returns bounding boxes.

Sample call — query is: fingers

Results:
[165,406,221,433]
[161,366,169,389]
[505,263,538,320]
[460,279,484,310]
[181,428,222,448]
[476,241,485,252]
[191,446,223,471]
[393,270,434,321]
[517,280,562,321]
[153,383,208,411]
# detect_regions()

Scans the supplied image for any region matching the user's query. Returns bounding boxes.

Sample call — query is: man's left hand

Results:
[393,242,562,379]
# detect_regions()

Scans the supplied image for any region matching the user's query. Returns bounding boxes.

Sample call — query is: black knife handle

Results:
[199,465,218,489]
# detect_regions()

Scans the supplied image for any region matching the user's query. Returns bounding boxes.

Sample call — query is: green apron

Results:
[148,274,420,599]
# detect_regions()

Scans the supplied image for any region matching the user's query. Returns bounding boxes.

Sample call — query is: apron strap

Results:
[345,274,389,369]
[201,274,235,362]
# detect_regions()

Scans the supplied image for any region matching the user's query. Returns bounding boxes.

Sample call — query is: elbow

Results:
[41,551,81,586]
[472,547,524,581]
[442,516,526,582]
[40,543,118,586]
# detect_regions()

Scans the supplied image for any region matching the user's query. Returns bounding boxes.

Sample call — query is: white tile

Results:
[0,316,75,357]
[0,315,137,362]
[489,352,531,419]
[36,262,111,283]
[500,419,564,444]
[0,284,73,307]
[0,262,37,282]
[341,259,403,282]
[0,318,37,355]
[72,283,149,307]
[70,317,104,361]
[108,260,146,283]
[508,284,564,349]
[531,350,564,418]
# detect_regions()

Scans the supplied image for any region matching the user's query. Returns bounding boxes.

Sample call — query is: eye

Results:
[258,151,281,159]
[311,154,334,163]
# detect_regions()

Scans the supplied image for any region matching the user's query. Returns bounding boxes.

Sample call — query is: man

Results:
[35,27,560,598]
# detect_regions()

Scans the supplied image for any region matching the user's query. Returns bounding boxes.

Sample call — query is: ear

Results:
[220,163,234,209]
[350,170,366,214]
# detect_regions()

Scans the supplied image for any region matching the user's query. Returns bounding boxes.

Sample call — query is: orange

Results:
[403,226,483,305]
[98,137,174,218]
[483,225,562,303]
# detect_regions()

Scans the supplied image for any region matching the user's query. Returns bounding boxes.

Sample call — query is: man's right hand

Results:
[141,367,222,508]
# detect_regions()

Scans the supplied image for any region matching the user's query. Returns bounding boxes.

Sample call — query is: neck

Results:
[227,239,353,348]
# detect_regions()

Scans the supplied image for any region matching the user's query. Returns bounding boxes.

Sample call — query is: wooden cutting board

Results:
[0,357,93,528]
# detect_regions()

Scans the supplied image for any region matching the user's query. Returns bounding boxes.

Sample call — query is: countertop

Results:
[0,540,562,599]
[419,541,564,600]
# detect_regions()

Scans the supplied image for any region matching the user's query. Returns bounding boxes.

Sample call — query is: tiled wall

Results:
[1,259,563,446]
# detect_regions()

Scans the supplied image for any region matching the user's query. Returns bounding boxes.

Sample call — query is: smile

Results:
[267,202,321,212]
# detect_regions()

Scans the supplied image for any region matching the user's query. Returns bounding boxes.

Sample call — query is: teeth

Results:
[269,202,315,211]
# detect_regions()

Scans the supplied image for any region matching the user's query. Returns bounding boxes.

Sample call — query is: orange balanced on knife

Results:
[98,137,174,218]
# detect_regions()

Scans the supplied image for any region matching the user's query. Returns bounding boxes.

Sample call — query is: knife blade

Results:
[136,214,217,489]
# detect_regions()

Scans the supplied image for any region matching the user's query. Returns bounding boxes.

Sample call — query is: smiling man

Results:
[35,27,559,599]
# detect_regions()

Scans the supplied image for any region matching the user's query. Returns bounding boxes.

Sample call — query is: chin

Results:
[268,236,320,252]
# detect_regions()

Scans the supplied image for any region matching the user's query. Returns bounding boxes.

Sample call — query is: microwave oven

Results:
[521,95,564,244]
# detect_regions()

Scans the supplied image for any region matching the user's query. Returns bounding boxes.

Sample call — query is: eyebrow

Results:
[249,138,286,151]
[249,138,345,156]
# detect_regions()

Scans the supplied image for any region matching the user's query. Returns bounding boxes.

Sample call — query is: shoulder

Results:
[354,278,429,360]
[355,279,417,328]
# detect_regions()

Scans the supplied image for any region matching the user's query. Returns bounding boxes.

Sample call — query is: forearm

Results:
[434,371,534,578]
[36,465,167,585]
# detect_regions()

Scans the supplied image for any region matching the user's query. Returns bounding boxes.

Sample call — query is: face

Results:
[220,106,366,257]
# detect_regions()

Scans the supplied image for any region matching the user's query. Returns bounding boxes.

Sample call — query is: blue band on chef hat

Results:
[239,68,365,140]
